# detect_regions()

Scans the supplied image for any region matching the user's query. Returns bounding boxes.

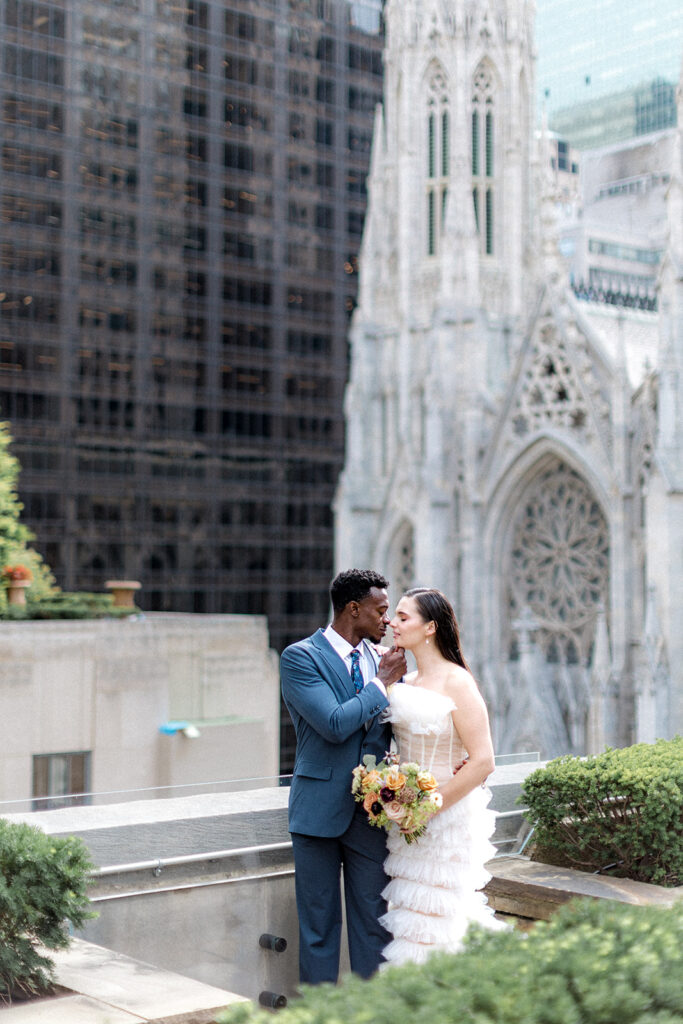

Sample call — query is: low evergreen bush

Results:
[217,899,683,1024]
[0,819,95,1002]
[0,591,137,620]
[521,737,682,885]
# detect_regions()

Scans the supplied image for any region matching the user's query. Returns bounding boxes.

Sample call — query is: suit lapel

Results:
[364,642,380,675]
[310,629,355,699]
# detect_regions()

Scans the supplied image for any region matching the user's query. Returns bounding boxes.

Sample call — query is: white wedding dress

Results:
[380,683,505,966]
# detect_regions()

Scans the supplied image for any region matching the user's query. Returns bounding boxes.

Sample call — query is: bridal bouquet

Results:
[351,752,442,844]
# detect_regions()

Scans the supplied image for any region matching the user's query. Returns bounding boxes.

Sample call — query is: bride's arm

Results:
[437,670,495,812]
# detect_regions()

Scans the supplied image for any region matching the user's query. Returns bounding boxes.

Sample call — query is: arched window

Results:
[471,63,495,256]
[387,521,415,608]
[504,460,609,665]
[425,66,449,256]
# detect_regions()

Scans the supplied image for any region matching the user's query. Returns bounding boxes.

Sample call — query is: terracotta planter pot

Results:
[105,580,141,608]
[6,579,31,606]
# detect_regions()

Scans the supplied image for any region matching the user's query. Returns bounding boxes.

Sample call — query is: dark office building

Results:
[0,0,384,766]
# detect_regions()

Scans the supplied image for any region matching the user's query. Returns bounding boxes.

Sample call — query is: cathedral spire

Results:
[536,106,566,289]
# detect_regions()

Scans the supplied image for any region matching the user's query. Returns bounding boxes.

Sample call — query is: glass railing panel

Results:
[494,751,540,765]
[0,773,292,816]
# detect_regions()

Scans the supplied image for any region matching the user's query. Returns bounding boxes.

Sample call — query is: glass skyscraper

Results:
[0,0,384,766]
[536,0,681,145]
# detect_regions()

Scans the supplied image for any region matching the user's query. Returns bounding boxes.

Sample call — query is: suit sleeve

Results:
[281,644,389,744]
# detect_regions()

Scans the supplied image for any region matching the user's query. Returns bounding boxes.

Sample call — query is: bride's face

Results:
[389,596,431,651]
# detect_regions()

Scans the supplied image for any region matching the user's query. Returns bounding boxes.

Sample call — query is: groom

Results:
[281,568,407,984]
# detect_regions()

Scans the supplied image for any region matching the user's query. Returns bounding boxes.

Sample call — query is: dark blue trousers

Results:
[291,805,391,984]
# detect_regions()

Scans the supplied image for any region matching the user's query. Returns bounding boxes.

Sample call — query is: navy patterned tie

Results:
[350,649,364,693]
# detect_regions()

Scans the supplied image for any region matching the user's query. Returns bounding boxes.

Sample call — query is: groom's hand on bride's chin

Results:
[377,645,407,686]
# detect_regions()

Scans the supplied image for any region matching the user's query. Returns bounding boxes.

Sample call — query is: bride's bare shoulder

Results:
[443,664,482,701]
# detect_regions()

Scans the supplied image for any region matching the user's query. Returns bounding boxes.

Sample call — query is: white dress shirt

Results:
[323,625,387,698]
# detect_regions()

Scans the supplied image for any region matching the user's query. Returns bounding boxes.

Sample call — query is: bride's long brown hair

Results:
[404,587,471,672]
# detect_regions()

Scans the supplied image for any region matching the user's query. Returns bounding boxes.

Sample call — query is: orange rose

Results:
[361,769,382,791]
[417,770,438,791]
[385,767,407,791]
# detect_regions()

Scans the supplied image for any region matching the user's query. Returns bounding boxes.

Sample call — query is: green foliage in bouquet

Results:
[521,737,682,886]
[0,819,95,1002]
[217,899,683,1024]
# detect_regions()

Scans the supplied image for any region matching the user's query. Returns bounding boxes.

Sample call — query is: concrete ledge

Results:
[484,855,683,920]
[5,762,539,868]
[0,939,247,1024]
[5,788,291,867]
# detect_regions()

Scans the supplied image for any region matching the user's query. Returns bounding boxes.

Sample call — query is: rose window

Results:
[507,461,609,664]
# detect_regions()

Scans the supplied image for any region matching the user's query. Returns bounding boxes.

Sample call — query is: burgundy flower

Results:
[380,786,394,802]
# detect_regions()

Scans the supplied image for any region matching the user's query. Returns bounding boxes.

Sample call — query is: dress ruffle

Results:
[381,686,507,967]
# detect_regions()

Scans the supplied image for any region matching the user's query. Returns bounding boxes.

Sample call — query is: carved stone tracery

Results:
[387,521,415,603]
[472,62,494,105]
[511,321,610,441]
[513,325,584,435]
[506,460,609,665]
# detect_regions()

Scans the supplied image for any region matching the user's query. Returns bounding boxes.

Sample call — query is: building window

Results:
[471,62,496,256]
[425,65,449,256]
[32,752,91,810]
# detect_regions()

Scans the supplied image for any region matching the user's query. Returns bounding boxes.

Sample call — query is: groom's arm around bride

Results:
[281,568,406,985]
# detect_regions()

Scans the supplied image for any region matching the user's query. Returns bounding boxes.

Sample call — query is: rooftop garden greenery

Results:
[0,420,137,619]
[218,898,683,1024]
[522,737,683,886]
[0,819,95,1003]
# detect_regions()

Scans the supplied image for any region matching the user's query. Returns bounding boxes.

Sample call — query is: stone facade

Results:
[0,614,280,805]
[335,0,682,758]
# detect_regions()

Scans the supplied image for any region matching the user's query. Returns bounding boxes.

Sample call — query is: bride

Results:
[380,587,505,965]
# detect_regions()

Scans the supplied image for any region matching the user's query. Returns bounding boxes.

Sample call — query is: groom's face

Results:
[355,587,391,644]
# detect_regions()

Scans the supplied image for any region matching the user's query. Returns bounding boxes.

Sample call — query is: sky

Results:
[535,0,683,116]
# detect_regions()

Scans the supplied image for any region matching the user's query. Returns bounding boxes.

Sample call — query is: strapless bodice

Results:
[387,683,466,786]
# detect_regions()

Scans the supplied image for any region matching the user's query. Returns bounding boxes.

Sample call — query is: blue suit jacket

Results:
[281,628,392,837]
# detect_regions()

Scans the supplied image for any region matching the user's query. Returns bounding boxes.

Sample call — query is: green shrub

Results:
[0,819,95,1001]
[217,899,683,1024]
[521,737,683,886]
[0,591,137,620]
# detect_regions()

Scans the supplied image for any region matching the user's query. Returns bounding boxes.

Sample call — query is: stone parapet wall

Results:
[3,764,539,1001]
[0,614,280,805]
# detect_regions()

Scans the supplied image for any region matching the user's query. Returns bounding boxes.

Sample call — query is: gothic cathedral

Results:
[335,0,682,757]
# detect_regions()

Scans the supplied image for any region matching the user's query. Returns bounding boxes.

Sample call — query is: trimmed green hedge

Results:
[0,591,137,620]
[521,737,682,886]
[0,819,95,1001]
[218,899,683,1024]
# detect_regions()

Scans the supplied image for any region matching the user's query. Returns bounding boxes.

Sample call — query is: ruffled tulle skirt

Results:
[380,785,506,966]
